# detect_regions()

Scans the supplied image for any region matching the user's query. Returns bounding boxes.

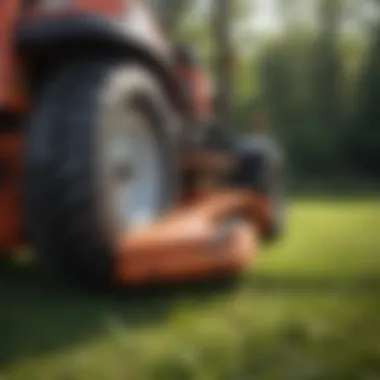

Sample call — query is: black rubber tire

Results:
[25,61,179,287]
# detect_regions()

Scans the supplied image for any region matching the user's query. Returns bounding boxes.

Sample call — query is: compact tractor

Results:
[0,0,284,287]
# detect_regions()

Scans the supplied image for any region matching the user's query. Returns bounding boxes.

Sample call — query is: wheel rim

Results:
[102,104,164,234]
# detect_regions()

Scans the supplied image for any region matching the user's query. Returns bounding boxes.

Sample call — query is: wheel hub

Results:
[103,106,163,233]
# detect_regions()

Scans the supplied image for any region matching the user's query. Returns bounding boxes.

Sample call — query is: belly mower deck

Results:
[114,190,271,285]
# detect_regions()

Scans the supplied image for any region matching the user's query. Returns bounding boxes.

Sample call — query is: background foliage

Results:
[154,0,380,182]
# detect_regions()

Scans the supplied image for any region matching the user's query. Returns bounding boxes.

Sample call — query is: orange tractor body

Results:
[0,0,282,286]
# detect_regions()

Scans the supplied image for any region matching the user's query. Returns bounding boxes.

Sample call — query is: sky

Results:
[250,0,283,34]
[246,0,380,37]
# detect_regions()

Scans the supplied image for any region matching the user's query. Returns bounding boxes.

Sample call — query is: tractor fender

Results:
[15,14,186,112]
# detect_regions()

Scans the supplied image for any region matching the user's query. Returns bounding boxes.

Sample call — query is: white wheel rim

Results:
[102,105,163,234]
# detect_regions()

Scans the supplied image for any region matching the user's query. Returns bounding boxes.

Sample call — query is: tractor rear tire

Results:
[26,62,178,287]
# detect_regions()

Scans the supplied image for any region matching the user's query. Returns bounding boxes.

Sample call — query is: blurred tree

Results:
[349,8,380,176]
[213,0,233,129]
[309,0,343,174]
[151,0,193,37]
[213,0,255,130]
[312,0,342,126]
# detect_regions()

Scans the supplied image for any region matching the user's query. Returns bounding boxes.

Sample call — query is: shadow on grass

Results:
[0,259,379,371]
[0,259,241,370]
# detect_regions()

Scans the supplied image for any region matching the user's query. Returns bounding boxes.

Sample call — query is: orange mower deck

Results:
[114,191,271,285]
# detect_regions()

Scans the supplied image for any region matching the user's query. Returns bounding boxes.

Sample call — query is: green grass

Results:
[1,197,380,380]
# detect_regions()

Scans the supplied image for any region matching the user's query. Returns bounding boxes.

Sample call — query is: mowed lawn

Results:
[1,196,380,380]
